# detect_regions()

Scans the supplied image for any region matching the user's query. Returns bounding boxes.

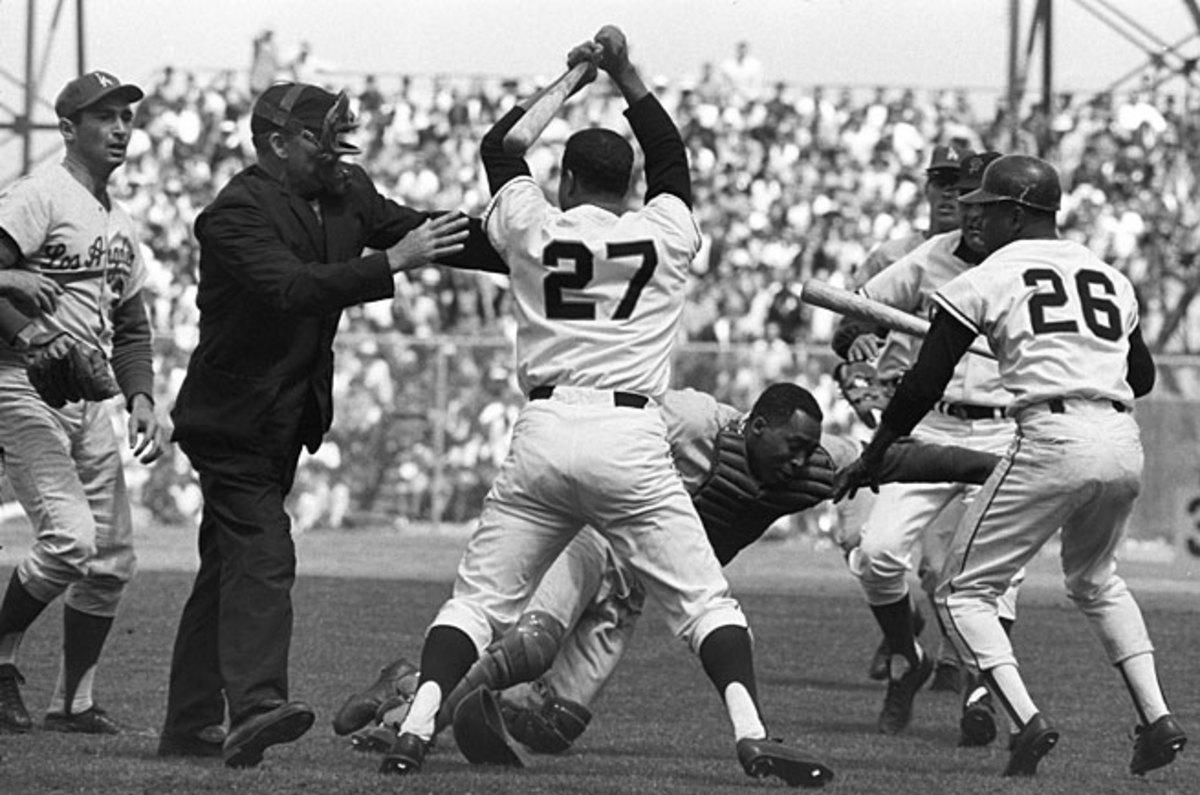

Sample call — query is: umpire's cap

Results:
[55,71,143,118]
[957,154,1061,212]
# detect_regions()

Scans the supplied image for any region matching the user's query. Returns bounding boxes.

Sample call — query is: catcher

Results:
[0,71,163,736]
[334,383,1000,763]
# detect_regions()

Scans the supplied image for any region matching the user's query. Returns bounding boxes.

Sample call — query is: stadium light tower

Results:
[0,0,87,184]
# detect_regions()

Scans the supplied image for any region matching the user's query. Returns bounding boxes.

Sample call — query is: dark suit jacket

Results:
[171,162,500,456]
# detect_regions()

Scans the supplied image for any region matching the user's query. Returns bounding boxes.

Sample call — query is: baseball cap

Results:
[926,144,973,173]
[55,71,144,118]
[956,151,1003,191]
[252,83,338,135]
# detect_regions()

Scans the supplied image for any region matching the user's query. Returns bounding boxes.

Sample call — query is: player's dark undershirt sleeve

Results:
[878,308,976,436]
[1126,325,1155,397]
[110,290,155,406]
[479,106,531,194]
[625,94,691,208]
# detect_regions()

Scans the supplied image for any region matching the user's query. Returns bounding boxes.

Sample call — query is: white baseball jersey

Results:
[861,230,1006,406]
[933,238,1138,412]
[0,162,147,364]
[483,176,700,399]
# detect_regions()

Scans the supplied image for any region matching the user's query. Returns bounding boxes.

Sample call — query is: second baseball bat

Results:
[800,279,996,360]
[502,62,592,155]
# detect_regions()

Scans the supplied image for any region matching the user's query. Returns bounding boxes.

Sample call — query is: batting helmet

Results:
[957,154,1061,212]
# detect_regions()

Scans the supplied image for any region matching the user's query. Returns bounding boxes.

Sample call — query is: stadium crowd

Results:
[87,44,1200,527]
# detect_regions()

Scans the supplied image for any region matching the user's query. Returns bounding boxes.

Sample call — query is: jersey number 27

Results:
[1023,268,1122,341]
[542,240,658,320]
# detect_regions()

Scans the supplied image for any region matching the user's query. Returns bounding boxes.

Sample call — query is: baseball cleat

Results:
[0,663,32,733]
[1130,714,1187,776]
[1003,713,1058,777]
[379,731,428,775]
[44,705,120,735]
[350,722,399,754]
[223,701,315,768]
[878,651,934,735]
[958,690,997,747]
[737,736,834,788]
[332,655,418,736]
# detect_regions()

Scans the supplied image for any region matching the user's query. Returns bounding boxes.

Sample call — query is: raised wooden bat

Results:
[502,62,592,154]
[800,279,996,360]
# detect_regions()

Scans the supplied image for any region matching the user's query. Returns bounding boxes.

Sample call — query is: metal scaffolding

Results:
[0,0,86,184]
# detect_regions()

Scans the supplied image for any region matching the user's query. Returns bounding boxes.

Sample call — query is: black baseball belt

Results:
[528,385,649,409]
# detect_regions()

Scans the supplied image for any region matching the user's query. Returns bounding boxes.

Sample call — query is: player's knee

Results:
[63,575,127,617]
[858,545,910,587]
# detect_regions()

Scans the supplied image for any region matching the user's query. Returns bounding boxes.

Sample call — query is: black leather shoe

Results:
[379,731,428,775]
[223,701,315,769]
[737,736,834,788]
[1003,713,1058,777]
[0,663,31,733]
[1130,714,1187,776]
[878,651,934,735]
[157,725,227,757]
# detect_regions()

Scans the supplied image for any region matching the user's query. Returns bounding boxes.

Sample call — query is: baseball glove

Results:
[26,334,121,409]
[833,360,890,429]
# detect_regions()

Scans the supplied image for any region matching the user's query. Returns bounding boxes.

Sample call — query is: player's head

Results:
[924,144,972,234]
[55,71,143,173]
[251,82,361,199]
[745,383,824,486]
[958,154,1061,254]
[558,128,634,210]
[956,151,1004,254]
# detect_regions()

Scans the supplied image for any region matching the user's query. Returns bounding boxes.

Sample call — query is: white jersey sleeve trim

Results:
[932,292,980,335]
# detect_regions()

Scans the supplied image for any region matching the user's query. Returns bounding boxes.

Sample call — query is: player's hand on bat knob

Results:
[566,41,601,90]
[593,25,629,74]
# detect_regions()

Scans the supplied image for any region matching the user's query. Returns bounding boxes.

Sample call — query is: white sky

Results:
[3,0,1198,175]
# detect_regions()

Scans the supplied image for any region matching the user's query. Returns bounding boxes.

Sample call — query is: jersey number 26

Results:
[542,240,658,320]
[1023,268,1122,341]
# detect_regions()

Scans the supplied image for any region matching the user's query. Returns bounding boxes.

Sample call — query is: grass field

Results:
[1,519,1197,794]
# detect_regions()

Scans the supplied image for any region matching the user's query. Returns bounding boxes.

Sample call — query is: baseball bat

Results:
[502,62,592,154]
[800,279,996,360]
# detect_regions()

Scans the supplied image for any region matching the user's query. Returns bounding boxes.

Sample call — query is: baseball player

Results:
[337,383,1000,758]
[835,154,1187,778]
[0,71,164,735]
[836,151,1026,744]
[831,144,973,687]
[376,28,833,788]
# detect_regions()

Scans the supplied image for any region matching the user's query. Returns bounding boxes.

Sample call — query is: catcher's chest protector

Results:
[692,423,811,565]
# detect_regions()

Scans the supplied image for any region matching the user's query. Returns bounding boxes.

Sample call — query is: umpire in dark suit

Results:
[158,83,502,767]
